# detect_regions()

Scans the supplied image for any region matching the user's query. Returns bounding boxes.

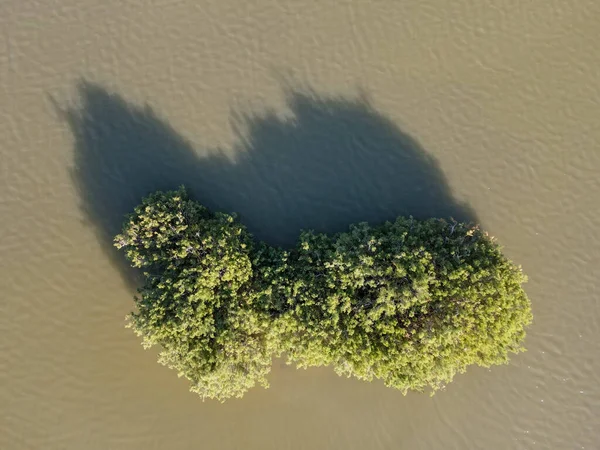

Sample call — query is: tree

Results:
[116,188,532,400]
[273,219,532,393]
[115,188,273,401]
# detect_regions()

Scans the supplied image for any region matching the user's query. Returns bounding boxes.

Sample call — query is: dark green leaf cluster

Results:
[116,188,532,401]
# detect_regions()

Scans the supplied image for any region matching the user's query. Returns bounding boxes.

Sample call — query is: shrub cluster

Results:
[115,188,532,401]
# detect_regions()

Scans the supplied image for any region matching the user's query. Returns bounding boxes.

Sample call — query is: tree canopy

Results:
[115,187,532,401]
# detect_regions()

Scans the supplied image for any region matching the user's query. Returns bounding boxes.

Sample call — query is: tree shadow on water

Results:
[56,80,476,289]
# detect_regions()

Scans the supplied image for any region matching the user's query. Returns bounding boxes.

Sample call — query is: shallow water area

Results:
[1,1,599,448]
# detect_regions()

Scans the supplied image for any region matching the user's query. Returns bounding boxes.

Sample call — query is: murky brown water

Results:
[2,1,600,448]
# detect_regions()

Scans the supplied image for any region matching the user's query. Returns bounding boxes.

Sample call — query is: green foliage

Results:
[274,219,531,393]
[116,188,532,401]
[114,188,272,400]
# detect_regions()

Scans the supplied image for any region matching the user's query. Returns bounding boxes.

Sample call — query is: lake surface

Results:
[2,1,599,448]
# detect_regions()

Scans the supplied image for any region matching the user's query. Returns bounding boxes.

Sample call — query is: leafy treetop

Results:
[115,188,532,401]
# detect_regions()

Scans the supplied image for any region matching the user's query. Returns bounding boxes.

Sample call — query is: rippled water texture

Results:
[2,1,600,449]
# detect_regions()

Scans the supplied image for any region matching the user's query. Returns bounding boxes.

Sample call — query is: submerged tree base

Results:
[115,187,532,401]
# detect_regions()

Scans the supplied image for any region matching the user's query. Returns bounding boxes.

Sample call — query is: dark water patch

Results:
[56,80,476,288]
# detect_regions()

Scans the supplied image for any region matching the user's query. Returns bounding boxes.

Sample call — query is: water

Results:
[2,1,600,448]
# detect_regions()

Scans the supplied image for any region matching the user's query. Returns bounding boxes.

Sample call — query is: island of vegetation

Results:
[115,187,532,401]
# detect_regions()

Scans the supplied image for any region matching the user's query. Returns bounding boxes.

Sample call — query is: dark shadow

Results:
[56,80,476,288]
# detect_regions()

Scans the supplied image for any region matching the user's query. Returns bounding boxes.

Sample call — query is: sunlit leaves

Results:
[116,189,532,401]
